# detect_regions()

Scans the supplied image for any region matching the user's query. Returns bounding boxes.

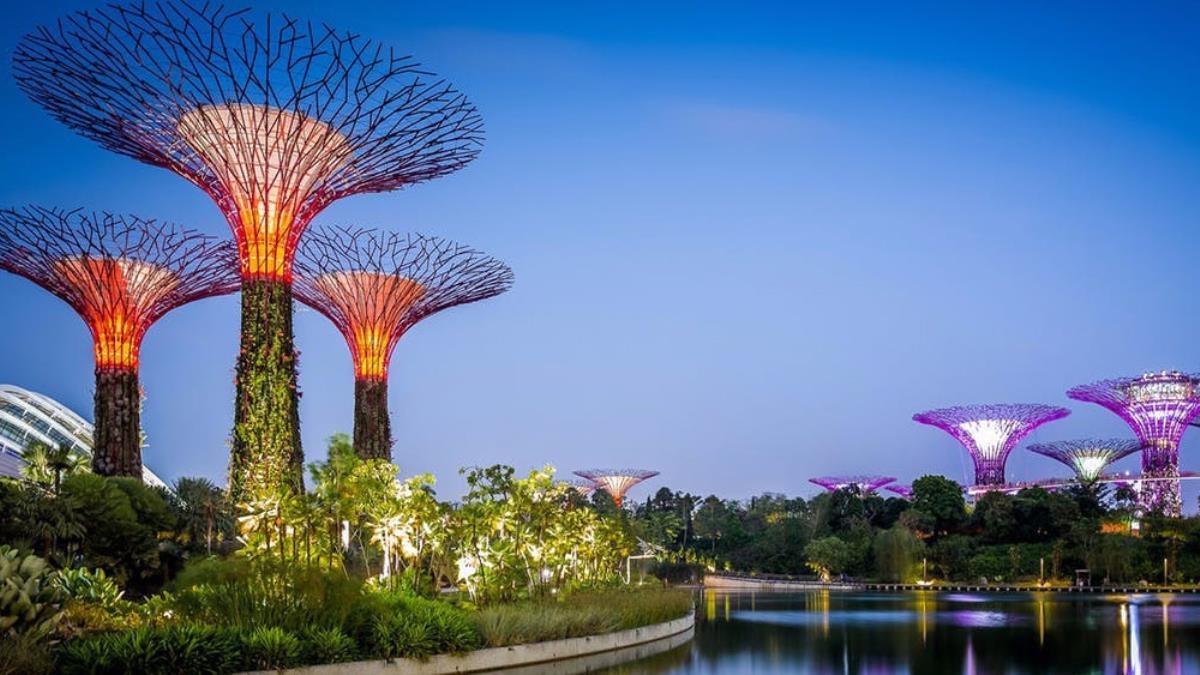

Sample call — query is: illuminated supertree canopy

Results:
[14,1,483,502]
[563,479,597,497]
[294,227,512,461]
[886,484,913,500]
[1068,371,1200,516]
[808,475,896,493]
[0,207,237,477]
[1027,438,1143,485]
[573,469,659,508]
[913,403,1070,487]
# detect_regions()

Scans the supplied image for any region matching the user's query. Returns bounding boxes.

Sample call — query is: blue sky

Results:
[2,1,1200,504]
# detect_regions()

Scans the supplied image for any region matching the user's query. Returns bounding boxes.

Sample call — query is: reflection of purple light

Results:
[913,404,1070,486]
[946,610,1010,628]
[733,608,1030,629]
[941,594,992,604]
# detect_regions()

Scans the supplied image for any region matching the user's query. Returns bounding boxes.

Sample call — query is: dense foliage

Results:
[626,476,1200,585]
[0,437,682,674]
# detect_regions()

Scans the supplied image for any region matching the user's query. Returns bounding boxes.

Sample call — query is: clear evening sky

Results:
[1,1,1199,505]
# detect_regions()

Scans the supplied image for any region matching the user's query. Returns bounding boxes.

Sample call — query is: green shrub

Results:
[348,590,480,659]
[474,588,692,647]
[170,556,251,590]
[170,559,362,631]
[240,626,302,671]
[0,546,64,640]
[300,626,358,664]
[0,634,53,675]
[54,568,124,608]
[56,624,240,675]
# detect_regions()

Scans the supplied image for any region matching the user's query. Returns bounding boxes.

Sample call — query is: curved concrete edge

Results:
[239,612,694,675]
[705,574,861,591]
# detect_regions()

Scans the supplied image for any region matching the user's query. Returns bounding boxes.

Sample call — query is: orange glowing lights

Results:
[314,271,426,380]
[53,257,179,369]
[178,104,352,281]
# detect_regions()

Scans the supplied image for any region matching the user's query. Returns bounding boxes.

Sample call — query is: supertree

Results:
[573,469,659,508]
[808,475,896,494]
[1068,371,1200,515]
[1027,439,1143,486]
[0,207,238,477]
[913,403,1070,487]
[886,484,913,500]
[293,227,512,461]
[563,479,597,498]
[13,2,483,502]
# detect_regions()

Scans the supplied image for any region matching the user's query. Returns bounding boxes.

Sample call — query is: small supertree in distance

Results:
[809,475,896,494]
[913,403,1070,487]
[14,1,483,502]
[1027,439,1143,486]
[293,227,512,461]
[1068,371,1200,516]
[0,207,238,478]
[573,469,659,508]
[885,484,913,500]
[563,479,597,498]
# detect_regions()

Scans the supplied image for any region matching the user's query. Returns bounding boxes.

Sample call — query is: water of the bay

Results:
[600,589,1200,674]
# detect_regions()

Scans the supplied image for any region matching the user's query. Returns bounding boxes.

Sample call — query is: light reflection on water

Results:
[600,589,1200,674]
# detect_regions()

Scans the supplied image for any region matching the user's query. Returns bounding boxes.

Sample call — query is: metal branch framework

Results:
[573,469,659,508]
[1068,371,1200,515]
[885,484,913,500]
[293,226,512,460]
[563,479,597,497]
[808,475,896,493]
[14,1,483,282]
[913,403,1070,487]
[1027,438,1143,485]
[14,0,484,501]
[0,206,238,477]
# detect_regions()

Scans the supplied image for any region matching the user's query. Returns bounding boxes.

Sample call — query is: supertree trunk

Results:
[353,378,392,461]
[230,279,304,503]
[92,367,141,477]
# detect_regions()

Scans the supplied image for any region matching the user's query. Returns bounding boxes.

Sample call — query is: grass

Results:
[473,587,692,648]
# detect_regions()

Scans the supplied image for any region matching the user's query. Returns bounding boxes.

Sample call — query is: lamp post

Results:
[1040,557,1045,586]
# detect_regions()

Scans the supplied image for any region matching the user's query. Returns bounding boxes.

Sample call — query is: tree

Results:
[694,496,739,554]
[20,441,87,494]
[804,536,854,581]
[910,475,966,536]
[874,525,924,582]
[171,477,230,555]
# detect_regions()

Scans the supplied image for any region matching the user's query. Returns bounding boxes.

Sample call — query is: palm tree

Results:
[21,440,86,494]
[172,477,228,555]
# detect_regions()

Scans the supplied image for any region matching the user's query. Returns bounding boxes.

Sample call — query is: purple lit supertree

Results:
[1068,371,1200,516]
[808,475,896,494]
[1027,439,1143,486]
[14,1,482,503]
[886,484,913,500]
[573,469,658,508]
[913,404,1070,487]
